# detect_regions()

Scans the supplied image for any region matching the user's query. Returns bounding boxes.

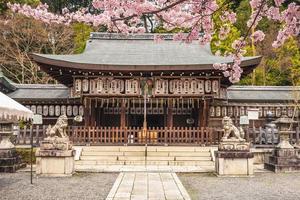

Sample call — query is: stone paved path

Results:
[106,172,191,200]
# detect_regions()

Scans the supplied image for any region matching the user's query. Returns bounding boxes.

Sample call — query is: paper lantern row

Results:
[26,105,84,117]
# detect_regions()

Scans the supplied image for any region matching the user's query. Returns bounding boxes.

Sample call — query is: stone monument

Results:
[215,116,254,177]
[36,114,75,177]
[0,121,25,172]
[264,113,300,172]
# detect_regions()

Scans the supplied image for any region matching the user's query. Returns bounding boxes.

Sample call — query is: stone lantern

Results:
[264,113,300,172]
[0,120,25,173]
[274,113,297,149]
[0,121,15,149]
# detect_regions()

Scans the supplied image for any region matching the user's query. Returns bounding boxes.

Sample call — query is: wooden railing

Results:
[15,125,300,147]
[69,126,215,146]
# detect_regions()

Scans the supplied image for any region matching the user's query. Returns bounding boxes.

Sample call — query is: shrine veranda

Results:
[1,33,300,145]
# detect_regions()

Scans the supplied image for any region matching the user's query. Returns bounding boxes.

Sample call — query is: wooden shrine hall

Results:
[31,33,261,130]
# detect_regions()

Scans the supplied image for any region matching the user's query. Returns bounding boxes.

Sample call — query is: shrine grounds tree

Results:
[0,15,75,84]
[2,0,299,84]
[6,0,299,84]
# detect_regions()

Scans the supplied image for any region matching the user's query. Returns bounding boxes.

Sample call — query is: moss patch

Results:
[16,148,36,164]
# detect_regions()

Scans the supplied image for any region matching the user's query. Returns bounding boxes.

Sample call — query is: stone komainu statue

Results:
[46,114,68,138]
[222,116,245,141]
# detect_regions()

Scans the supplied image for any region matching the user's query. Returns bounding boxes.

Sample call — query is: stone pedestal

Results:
[36,149,75,177]
[264,148,300,173]
[215,140,254,177]
[0,148,26,173]
[36,135,75,177]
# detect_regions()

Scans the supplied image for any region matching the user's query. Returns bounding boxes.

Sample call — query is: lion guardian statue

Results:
[46,114,68,139]
[222,116,245,142]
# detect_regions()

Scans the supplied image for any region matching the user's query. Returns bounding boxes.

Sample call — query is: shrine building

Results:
[1,33,299,145]
[30,33,261,128]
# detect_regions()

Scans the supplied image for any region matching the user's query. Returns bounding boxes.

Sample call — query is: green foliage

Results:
[153,26,189,34]
[211,0,241,55]
[41,0,92,13]
[0,0,39,14]
[72,23,93,53]
[16,148,36,164]
[239,37,300,86]
[276,37,300,86]
[211,26,241,56]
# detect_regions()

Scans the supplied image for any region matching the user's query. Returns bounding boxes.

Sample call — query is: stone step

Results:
[118,156,146,161]
[146,151,211,157]
[169,151,211,157]
[175,156,212,161]
[82,146,145,152]
[77,146,215,168]
[76,159,213,166]
[119,146,146,152]
[76,160,125,165]
[147,146,212,152]
[81,151,124,156]
[169,160,214,166]
[82,151,146,156]
[147,151,169,157]
[82,146,121,151]
[147,156,175,161]
[146,161,170,165]
[125,161,146,165]
[80,156,118,161]
[123,151,145,156]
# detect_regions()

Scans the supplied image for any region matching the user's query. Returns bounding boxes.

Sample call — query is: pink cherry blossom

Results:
[252,30,265,42]
[6,0,300,83]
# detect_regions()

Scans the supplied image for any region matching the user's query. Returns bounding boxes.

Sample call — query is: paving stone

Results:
[106,172,191,200]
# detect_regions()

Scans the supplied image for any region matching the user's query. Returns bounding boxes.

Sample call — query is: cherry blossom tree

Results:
[6,0,300,83]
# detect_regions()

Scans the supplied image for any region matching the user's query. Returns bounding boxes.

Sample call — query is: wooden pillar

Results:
[90,99,96,127]
[198,104,203,128]
[167,99,173,127]
[84,98,91,126]
[198,99,209,128]
[202,99,209,128]
[120,99,126,128]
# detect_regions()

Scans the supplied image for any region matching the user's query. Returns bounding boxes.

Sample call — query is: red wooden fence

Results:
[15,125,300,147]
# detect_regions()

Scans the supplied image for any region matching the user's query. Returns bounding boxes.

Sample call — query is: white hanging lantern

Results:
[43,105,48,116]
[82,79,89,92]
[55,105,61,116]
[75,79,82,93]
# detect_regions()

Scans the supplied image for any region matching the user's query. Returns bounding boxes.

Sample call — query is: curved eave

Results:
[32,53,261,71]
[31,53,262,86]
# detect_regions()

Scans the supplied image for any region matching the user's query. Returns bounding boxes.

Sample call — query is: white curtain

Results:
[0,92,33,121]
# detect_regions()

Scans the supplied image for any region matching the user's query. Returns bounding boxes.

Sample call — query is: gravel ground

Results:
[178,172,300,200]
[0,172,118,200]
